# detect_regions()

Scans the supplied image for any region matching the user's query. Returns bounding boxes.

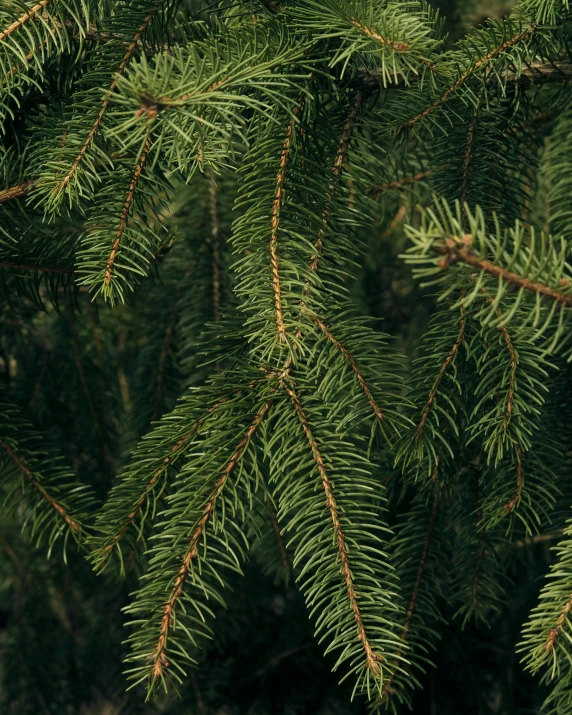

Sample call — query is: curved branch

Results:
[104,134,153,286]
[311,314,384,424]
[415,305,466,443]
[381,503,439,700]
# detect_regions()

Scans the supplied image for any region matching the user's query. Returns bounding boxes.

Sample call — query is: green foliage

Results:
[3,0,572,712]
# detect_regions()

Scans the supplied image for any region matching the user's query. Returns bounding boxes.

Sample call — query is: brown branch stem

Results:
[399,25,535,132]
[441,238,572,307]
[54,1,163,197]
[0,440,80,533]
[0,0,50,43]
[285,381,382,677]
[381,503,439,700]
[311,315,384,423]
[415,305,465,443]
[104,133,153,285]
[150,400,272,679]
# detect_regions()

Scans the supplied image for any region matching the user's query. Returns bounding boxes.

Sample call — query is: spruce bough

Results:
[2,0,572,712]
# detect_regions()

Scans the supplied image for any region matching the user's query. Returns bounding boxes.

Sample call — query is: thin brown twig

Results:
[381,503,439,699]
[285,381,382,677]
[308,91,363,275]
[150,400,272,680]
[351,19,408,51]
[270,108,302,342]
[399,25,535,132]
[545,591,572,653]
[104,133,153,285]
[54,1,164,197]
[311,314,384,423]
[0,0,50,43]
[440,237,572,307]
[0,180,36,204]
[415,304,466,443]
[0,440,80,533]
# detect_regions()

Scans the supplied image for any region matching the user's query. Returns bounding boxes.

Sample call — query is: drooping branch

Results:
[440,237,572,307]
[270,110,301,342]
[97,395,236,566]
[0,439,80,533]
[309,90,363,274]
[504,445,523,515]
[150,400,272,680]
[545,592,572,654]
[285,381,383,677]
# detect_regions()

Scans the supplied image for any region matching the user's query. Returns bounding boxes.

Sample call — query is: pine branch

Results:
[310,315,384,424]
[440,237,572,307]
[149,400,271,683]
[0,440,80,534]
[284,380,384,681]
[270,108,300,342]
[414,303,466,447]
[399,24,535,132]
[380,502,439,703]
[0,181,35,204]
[0,0,50,43]
[51,1,164,203]
[308,90,363,275]
[104,133,153,288]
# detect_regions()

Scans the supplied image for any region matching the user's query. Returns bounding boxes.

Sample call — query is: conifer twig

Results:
[381,502,439,700]
[415,304,466,443]
[310,315,384,423]
[0,440,80,533]
[270,108,302,342]
[104,133,153,286]
[351,19,408,51]
[150,400,272,680]
[285,381,383,677]
[0,181,35,204]
[0,0,50,43]
[309,90,363,274]
[440,238,572,307]
[399,25,535,132]
[53,1,164,197]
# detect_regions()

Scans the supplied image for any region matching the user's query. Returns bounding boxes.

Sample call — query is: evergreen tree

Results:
[2,0,572,712]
